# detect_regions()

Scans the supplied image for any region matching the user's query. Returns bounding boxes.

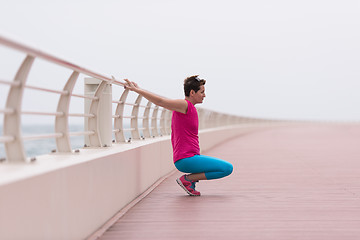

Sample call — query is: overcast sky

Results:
[0,0,360,122]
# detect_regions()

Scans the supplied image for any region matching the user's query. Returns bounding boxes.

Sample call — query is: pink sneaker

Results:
[176,174,201,196]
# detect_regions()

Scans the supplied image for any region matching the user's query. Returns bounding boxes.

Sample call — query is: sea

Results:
[0,124,131,159]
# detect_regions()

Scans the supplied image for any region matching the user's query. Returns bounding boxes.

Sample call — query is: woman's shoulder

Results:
[185,100,197,113]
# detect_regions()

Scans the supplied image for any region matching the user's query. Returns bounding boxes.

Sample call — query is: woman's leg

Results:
[175,155,233,181]
[187,173,207,181]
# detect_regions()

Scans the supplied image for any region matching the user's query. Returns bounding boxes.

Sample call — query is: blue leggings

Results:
[174,155,233,180]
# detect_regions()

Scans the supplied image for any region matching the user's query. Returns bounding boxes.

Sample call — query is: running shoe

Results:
[176,174,201,196]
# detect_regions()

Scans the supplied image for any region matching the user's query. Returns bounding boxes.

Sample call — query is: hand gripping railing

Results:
[0,35,253,163]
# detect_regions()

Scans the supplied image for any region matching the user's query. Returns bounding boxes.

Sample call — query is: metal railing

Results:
[0,35,262,163]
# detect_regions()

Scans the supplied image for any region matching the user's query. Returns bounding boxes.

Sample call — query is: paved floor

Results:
[98,124,360,240]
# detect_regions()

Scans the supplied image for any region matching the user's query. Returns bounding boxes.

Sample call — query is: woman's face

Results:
[193,85,206,104]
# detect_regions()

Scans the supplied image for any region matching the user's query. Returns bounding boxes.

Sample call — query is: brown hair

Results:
[184,75,206,97]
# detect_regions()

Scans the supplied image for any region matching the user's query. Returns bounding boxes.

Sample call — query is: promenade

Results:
[95,123,360,240]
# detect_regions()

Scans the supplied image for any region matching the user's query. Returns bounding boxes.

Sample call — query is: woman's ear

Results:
[190,89,195,96]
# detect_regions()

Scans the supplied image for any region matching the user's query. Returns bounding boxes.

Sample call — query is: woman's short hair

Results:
[184,75,206,97]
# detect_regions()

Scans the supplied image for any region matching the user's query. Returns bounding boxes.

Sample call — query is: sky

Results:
[0,0,360,122]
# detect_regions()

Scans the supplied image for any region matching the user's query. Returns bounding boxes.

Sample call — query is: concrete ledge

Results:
[0,123,280,240]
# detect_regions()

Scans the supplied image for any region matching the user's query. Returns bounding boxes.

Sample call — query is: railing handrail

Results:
[0,34,261,163]
[0,35,124,86]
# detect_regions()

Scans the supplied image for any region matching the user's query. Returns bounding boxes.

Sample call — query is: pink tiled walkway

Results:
[98,124,360,240]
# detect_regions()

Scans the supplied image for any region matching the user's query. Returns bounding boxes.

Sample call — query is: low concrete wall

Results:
[0,124,275,240]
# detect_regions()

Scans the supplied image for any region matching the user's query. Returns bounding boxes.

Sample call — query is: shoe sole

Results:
[176,178,200,196]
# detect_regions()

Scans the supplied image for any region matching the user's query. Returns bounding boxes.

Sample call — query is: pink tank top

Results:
[171,100,200,163]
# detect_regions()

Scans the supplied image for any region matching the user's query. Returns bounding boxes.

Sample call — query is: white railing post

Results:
[151,106,159,137]
[165,110,172,135]
[160,108,167,136]
[130,94,142,140]
[114,89,129,142]
[4,55,34,163]
[55,71,79,152]
[84,78,112,147]
[142,101,152,138]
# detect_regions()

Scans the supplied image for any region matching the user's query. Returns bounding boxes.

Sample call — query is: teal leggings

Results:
[174,155,233,180]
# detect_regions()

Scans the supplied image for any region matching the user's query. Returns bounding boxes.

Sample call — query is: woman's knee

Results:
[224,162,233,176]
[219,162,233,177]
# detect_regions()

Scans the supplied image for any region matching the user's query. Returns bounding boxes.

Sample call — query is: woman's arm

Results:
[123,79,188,114]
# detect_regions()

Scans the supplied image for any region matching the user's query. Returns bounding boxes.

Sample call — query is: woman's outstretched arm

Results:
[123,79,188,114]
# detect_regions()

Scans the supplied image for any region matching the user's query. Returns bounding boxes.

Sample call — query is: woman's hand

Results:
[123,79,140,92]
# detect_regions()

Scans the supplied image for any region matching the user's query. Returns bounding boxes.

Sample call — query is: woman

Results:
[124,75,233,196]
